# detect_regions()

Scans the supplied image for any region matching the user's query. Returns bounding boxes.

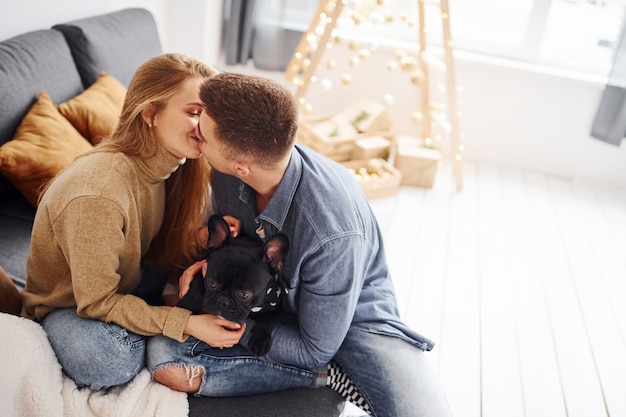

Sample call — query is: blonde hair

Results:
[95,53,218,272]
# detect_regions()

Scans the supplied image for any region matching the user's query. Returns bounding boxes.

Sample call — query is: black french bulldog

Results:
[177,214,289,356]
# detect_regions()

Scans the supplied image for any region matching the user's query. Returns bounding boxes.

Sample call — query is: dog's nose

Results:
[216,294,233,309]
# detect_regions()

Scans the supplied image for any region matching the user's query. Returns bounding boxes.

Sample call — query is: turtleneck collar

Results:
[135,145,187,183]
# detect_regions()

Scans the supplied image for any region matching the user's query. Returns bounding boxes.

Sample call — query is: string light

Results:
[284,0,465,189]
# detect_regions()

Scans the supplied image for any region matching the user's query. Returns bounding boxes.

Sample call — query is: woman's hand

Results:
[178,260,206,299]
[184,314,246,348]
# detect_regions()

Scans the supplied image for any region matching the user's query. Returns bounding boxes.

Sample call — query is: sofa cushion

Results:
[0,29,85,199]
[58,72,127,145]
[0,91,93,206]
[53,8,163,89]
[0,196,33,289]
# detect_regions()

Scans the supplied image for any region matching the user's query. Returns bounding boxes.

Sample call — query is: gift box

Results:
[297,114,393,162]
[393,135,441,188]
[352,136,391,160]
[342,158,402,199]
[339,97,393,134]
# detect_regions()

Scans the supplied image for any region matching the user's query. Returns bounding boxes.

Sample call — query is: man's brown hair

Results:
[199,72,298,168]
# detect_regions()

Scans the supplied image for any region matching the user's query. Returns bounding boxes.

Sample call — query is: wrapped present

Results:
[297,114,393,162]
[393,135,441,188]
[352,136,391,160]
[339,97,393,133]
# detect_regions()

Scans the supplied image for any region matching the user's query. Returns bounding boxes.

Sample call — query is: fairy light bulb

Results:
[383,93,395,106]
[321,78,333,92]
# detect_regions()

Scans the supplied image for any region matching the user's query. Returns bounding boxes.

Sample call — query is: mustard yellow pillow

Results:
[0,91,93,206]
[58,72,126,145]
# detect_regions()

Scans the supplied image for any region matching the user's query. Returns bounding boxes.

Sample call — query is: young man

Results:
[149,72,453,416]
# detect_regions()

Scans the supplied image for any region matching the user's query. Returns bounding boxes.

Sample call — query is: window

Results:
[267,0,626,78]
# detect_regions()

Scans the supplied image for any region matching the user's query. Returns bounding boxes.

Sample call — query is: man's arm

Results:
[259,235,369,369]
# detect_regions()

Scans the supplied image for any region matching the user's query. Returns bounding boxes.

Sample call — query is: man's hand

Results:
[222,215,241,238]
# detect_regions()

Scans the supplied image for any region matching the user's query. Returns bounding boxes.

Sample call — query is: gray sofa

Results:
[0,8,344,417]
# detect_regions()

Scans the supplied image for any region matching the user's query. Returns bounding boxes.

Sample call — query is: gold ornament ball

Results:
[411,111,424,123]
[410,70,425,85]
[400,56,417,71]
[341,73,352,85]
[386,61,398,71]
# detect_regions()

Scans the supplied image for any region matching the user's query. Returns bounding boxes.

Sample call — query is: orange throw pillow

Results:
[58,72,126,145]
[0,91,93,206]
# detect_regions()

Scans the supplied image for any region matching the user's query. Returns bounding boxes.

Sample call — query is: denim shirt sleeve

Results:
[262,234,368,369]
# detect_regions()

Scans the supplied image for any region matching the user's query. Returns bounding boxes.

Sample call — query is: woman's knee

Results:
[152,363,204,393]
[42,309,146,390]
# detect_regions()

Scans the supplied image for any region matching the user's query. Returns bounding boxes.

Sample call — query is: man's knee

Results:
[152,364,204,393]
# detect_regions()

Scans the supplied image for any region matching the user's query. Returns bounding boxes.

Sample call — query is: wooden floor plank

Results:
[593,186,626,341]
[569,182,626,417]
[402,170,454,366]
[436,161,482,417]
[526,173,607,417]
[476,165,525,417]
[381,186,427,320]
[501,168,567,417]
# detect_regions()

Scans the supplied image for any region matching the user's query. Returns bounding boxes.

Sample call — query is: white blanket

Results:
[0,313,188,417]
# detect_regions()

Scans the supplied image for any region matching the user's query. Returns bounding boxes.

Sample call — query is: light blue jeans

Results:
[147,327,453,417]
[41,308,146,390]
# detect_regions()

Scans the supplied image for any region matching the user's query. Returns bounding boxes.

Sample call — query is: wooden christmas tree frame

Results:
[285,0,464,191]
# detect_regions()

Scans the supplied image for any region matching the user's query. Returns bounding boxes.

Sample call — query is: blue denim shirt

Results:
[210,144,434,369]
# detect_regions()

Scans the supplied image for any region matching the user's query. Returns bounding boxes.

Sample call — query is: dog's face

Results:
[200,215,288,323]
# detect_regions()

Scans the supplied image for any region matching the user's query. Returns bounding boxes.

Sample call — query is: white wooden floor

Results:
[344,161,626,417]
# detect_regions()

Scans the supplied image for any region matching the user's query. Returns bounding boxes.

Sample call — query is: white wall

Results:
[1,0,224,67]
[2,2,624,187]
[1,1,166,43]
[290,41,626,188]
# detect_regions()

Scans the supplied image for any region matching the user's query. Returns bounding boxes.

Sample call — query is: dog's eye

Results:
[206,279,219,289]
[236,290,252,300]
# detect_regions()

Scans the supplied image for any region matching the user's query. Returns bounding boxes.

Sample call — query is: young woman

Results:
[20,53,245,391]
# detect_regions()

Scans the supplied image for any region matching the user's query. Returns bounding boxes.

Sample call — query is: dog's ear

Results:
[207,215,232,250]
[263,233,289,272]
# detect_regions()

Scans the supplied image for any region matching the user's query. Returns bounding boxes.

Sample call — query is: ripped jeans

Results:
[41,307,146,390]
[147,328,453,417]
[146,335,325,396]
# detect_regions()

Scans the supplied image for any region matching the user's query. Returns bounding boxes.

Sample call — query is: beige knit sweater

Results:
[21,146,192,342]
